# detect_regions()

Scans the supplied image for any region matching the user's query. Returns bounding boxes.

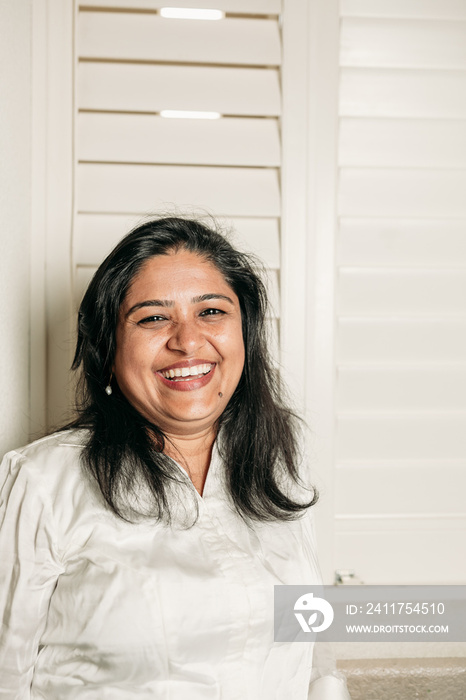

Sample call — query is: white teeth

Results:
[161,363,213,380]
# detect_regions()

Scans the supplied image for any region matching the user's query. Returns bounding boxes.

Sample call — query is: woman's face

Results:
[113,249,245,437]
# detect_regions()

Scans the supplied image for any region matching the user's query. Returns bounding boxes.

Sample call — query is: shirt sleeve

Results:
[299,478,352,699]
[308,642,352,699]
[0,449,63,699]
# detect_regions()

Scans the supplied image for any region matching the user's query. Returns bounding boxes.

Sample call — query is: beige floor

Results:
[338,658,466,700]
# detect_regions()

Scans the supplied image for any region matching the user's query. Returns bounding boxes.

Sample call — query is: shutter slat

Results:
[338,219,466,267]
[74,213,147,264]
[336,525,466,584]
[338,268,466,315]
[342,18,466,69]
[79,0,282,13]
[337,515,466,531]
[338,366,466,411]
[78,63,281,116]
[338,318,466,363]
[340,118,466,168]
[77,163,281,216]
[79,13,281,66]
[226,218,280,268]
[341,0,466,20]
[74,214,280,268]
[336,462,466,514]
[77,113,280,167]
[341,68,466,118]
[339,169,466,217]
[338,413,466,460]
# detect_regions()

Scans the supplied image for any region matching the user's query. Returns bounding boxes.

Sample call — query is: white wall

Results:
[0,0,32,453]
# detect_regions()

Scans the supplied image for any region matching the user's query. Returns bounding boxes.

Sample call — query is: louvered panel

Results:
[340,68,466,118]
[339,169,466,218]
[338,413,466,460]
[75,214,280,268]
[74,214,148,264]
[77,164,280,217]
[340,118,466,168]
[338,268,466,316]
[341,18,466,69]
[335,521,466,584]
[225,218,280,268]
[78,63,281,116]
[338,366,466,411]
[77,113,280,167]
[79,13,280,66]
[341,0,466,20]
[79,0,282,13]
[75,264,279,319]
[336,0,466,587]
[336,461,466,514]
[338,318,466,363]
[338,219,466,267]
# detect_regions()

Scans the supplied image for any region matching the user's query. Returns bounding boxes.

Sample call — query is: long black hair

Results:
[71,217,317,522]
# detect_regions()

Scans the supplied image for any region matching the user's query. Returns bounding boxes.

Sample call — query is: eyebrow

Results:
[125,293,235,318]
[192,293,235,305]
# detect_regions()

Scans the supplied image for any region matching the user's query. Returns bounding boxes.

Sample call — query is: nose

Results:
[166,319,206,355]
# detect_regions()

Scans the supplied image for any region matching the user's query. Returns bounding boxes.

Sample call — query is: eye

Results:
[137,314,167,326]
[199,308,225,317]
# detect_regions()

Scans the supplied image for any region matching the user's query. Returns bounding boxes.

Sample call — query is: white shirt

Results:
[0,430,350,699]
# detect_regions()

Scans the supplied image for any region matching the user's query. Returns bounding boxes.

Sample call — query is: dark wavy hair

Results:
[70,216,316,522]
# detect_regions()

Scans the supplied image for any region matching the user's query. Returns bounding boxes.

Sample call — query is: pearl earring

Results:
[105,373,113,396]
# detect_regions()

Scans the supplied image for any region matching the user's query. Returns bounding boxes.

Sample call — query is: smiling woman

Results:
[71,217,312,522]
[0,217,351,699]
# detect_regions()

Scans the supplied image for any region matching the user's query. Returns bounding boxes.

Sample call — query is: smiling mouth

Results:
[160,363,214,382]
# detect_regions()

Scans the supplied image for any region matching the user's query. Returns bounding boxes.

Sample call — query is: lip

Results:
[156,361,216,392]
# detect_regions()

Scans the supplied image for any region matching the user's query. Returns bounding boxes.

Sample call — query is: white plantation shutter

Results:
[33,0,466,585]
[74,1,282,361]
[334,0,466,583]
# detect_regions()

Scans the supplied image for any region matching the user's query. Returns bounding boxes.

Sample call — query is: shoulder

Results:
[10,428,88,458]
[2,428,87,472]
[0,429,112,558]
[0,429,91,503]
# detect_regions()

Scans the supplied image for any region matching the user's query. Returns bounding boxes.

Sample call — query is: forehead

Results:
[123,250,236,303]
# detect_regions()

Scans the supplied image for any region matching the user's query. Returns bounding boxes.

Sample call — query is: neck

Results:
[164,426,216,495]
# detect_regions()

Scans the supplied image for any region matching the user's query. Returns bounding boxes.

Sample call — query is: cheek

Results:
[114,336,147,387]
[230,326,245,372]
[115,328,161,367]
[235,334,245,362]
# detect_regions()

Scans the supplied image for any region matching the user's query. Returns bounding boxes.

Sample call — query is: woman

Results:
[0,217,350,698]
